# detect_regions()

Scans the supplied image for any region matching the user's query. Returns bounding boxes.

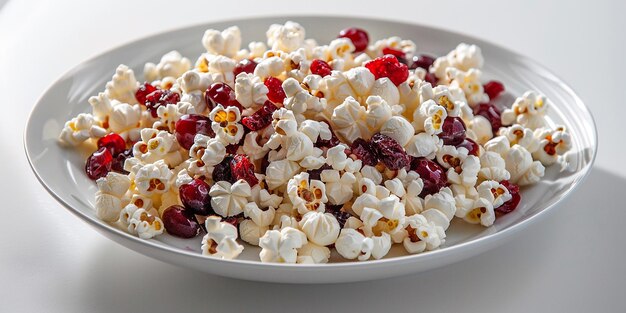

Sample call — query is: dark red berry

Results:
[382,47,405,59]
[97,133,126,156]
[410,157,448,197]
[496,180,521,216]
[111,148,132,174]
[474,103,502,133]
[175,114,214,150]
[370,133,410,170]
[206,83,243,111]
[213,155,235,183]
[225,144,239,155]
[310,59,333,77]
[135,82,157,105]
[410,54,436,70]
[483,80,505,100]
[259,154,270,175]
[241,100,278,131]
[456,138,479,156]
[307,164,332,181]
[222,215,241,228]
[179,179,214,216]
[230,154,258,186]
[85,147,113,180]
[338,27,369,52]
[325,206,351,228]
[264,77,286,104]
[314,122,341,149]
[438,116,466,146]
[162,205,201,238]
[364,55,409,86]
[350,138,378,166]
[145,89,180,118]
[233,59,258,77]
[424,72,438,86]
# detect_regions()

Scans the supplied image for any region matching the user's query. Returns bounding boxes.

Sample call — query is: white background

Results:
[1,0,624,312]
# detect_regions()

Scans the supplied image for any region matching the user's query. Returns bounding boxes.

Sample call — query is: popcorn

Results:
[380,116,414,147]
[431,43,484,80]
[331,96,369,143]
[271,108,298,137]
[265,159,301,191]
[154,102,195,132]
[89,92,113,124]
[58,113,106,146]
[284,132,314,162]
[445,68,488,106]
[209,104,244,145]
[402,180,425,216]
[108,102,142,141]
[178,70,212,113]
[235,72,269,108]
[259,227,308,263]
[370,78,401,107]
[132,128,181,165]
[368,36,417,59]
[364,96,393,135]
[505,145,545,186]
[500,124,540,153]
[188,134,226,175]
[478,151,511,182]
[249,184,283,209]
[254,56,285,80]
[297,243,331,264]
[436,145,480,187]
[422,187,457,230]
[468,115,493,144]
[282,77,326,121]
[477,180,512,208]
[202,26,242,58]
[456,197,495,227]
[287,172,328,215]
[134,160,173,196]
[105,64,139,104]
[201,216,244,260]
[242,132,269,161]
[94,172,131,222]
[484,135,511,157]
[501,91,548,129]
[533,126,572,165]
[243,202,275,227]
[207,55,237,84]
[320,169,356,205]
[299,211,341,246]
[326,145,362,173]
[266,21,306,53]
[239,219,269,246]
[412,99,448,135]
[128,208,164,239]
[405,132,443,159]
[402,214,446,254]
[209,180,252,217]
[335,228,374,261]
[144,51,191,82]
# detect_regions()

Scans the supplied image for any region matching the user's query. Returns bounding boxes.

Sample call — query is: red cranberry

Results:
[338,27,369,52]
[364,55,409,86]
[382,47,405,59]
[222,215,241,228]
[496,180,521,216]
[264,77,286,104]
[370,133,410,170]
[307,164,332,181]
[175,114,214,150]
[483,80,505,100]
[179,179,214,216]
[97,133,126,156]
[85,147,113,180]
[314,122,340,149]
[206,83,243,111]
[474,103,502,133]
[424,72,438,86]
[438,116,466,146]
[410,54,436,70]
[135,82,157,105]
[350,138,378,166]
[111,148,132,174]
[162,205,201,238]
[241,100,278,131]
[145,89,180,118]
[230,154,258,186]
[213,155,235,183]
[225,144,240,155]
[410,157,448,197]
[456,138,479,156]
[310,59,333,77]
[233,59,258,77]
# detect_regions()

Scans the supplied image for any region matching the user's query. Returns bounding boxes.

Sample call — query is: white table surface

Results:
[1,0,624,312]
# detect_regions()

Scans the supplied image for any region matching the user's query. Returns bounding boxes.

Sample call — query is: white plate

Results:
[25,16,597,283]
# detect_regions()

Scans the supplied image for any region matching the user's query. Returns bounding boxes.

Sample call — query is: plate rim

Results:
[24,14,599,271]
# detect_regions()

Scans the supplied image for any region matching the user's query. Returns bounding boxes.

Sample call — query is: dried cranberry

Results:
[438,116,466,146]
[410,54,436,70]
[314,122,340,149]
[259,154,270,175]
[145,89,180,118]
[213,155,235,183]
[162,205,201,238]
[233,59,258,77]
[206,83,243,111]
[456,138,479,156]
[179,179,214,216]
[111,148,132,174]
[264,77,286,104]
[241,100,278,131]
[382,47,406,60]
[135,82,157,105]
[370,133,410,170]
[225,144,239,155]
[230,154,258,186]
[364,55,409,86]
[175,114,214,150]
[338,27,369,52]
[424,72,438,86]
[85,147,113,180]
[223,215,241,228]
[496,181,521,216]
[350,138,378,166]
[474,103,502,133]
[307,164,332,181]
[97,133,126,156]
[325,206,351,228]
[310,59,333,77]
[483,80,505,100]
[411,157,448,197]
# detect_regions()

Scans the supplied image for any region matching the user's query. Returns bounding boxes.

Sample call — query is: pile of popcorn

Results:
[59,21,572,263]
